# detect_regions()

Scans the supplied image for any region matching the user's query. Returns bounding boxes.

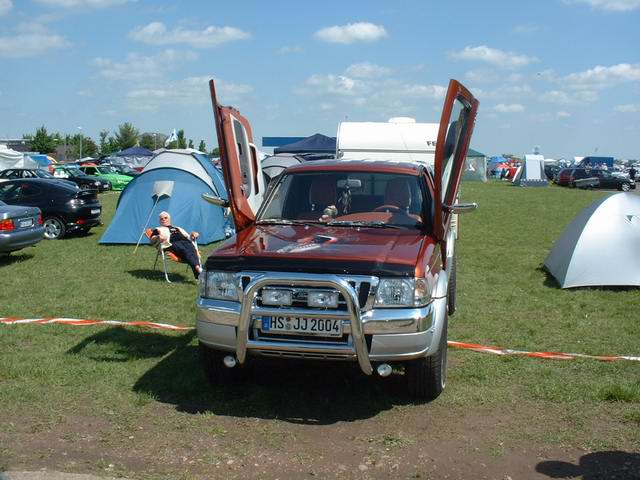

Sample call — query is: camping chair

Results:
[145,228,201,283]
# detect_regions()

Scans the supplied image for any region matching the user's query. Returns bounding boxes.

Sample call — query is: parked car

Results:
[107,164,140,177]
[196,78,479,400]
[52,165,112,192]
[556,168,573,186]
[0,179,102,239]
[0,199,45,253]
[0,168,78,188]
[78,165,132,190]
[578,169,636,191]
[544,164,560,181]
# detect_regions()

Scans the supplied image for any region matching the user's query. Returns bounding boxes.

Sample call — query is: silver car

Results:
[0,200,45,254]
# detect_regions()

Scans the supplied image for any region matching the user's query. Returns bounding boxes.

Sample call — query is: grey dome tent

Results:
[544,193,640,288]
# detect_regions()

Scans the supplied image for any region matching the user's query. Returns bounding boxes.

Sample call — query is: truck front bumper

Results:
[196,272,447,375]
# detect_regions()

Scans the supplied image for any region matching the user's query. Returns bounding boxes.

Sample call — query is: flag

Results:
[164,129,178,146]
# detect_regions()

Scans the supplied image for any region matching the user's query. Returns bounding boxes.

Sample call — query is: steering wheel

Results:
[373,204,403,213]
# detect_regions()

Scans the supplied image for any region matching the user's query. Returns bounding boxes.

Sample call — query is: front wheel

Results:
[406,315,448,401]
[43,216,66,240]
[621,183,631,192]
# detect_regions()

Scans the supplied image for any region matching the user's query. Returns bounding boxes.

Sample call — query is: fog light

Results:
[262,289,292,306]
[308,290,339,308]
[377,363,392,377]
[223,356,237,368]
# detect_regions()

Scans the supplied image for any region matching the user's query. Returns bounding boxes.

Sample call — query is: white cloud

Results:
[396,83,447,99]
[296,74,363,96]
[493,103,525,113]
[126,77,252,109]
[35,0,130,7]
[564,63,640,89]
[314,22,388,44]
[130,21,250,48]
[92,49,197,80]
[0,0,12,16]
[539,89,599,104]
[615,103,640,112]
[0,23,70,58]
[557,111,571,118]
[344,62,391,78]
[564,0,640,11]
[450,45,538,68]
[471,84,533,100]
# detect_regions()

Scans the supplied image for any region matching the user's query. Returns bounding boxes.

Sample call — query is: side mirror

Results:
[202,193,229,208]
[443,202,478,214]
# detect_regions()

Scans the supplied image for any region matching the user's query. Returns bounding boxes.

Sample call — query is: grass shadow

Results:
[132,343,420,425]
[67,327,196,362]
[537,265,561,289]
[0,252,35,266]
[127,268,194,284]
[536,450,640,479]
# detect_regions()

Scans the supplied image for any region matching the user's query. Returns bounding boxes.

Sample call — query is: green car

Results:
[79,165,132,191]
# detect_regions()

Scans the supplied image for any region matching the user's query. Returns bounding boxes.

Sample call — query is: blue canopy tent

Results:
[114,146,154,170]
[28,154,54,170]
[100,149,233,245]
[274,133,336,154]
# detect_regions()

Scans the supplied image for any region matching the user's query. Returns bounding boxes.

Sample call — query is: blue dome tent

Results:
[100,149,233,245]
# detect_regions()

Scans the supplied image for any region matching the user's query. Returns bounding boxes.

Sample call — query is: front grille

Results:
[255,281,371,310]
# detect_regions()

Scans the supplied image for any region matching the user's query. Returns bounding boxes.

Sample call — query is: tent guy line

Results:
[1,317,638,362]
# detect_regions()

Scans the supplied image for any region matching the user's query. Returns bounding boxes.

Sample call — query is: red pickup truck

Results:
[197,79,478,400]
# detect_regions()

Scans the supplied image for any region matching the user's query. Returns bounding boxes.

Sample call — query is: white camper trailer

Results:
[336,117,440,165]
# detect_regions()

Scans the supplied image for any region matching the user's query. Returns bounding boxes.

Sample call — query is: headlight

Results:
[94,181,100,186]
[374,278,431,308]
[202,271,239,301]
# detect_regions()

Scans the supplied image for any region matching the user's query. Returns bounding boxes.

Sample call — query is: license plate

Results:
[90,208,100,214]
[260,316,343,337]
[19,218,34,228]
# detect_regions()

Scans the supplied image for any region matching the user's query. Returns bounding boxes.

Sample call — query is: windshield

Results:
[34,170,54,178]
[98,166,116,174]
[258,171,426,229]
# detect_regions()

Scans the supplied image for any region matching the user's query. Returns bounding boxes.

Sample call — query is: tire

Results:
[406,314,448,401]
[447,256,457,316]
[43,216,66,240]
[621,183,631,192]
[199,342,249,384]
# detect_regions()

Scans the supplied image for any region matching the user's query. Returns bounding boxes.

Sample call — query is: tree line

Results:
[23,123,218,160]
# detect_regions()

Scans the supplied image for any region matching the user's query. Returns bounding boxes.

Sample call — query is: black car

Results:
[0,179,102,239]
[544,164,560,181]
[0,168,78,188]
[577,169,636,191]
[52,166,112,192]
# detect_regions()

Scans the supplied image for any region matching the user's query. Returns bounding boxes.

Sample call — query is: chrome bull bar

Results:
[236,273,373,375]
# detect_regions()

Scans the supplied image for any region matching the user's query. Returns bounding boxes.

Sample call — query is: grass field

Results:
[1,182,639,478]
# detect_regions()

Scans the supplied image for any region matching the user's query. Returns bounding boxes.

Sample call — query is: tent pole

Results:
[133,196,161,254]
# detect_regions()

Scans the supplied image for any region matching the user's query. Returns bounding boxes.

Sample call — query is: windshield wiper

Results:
[326,220,401,229]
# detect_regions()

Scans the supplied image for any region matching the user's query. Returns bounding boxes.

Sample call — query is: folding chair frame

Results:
[146,229,201,283]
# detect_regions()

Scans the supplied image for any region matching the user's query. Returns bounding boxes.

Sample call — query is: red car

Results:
[196,79,478,400]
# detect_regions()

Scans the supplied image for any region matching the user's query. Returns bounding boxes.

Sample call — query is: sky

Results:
[0,0,639,160]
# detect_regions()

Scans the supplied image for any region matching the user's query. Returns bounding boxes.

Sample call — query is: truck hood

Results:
[205,224,432,277]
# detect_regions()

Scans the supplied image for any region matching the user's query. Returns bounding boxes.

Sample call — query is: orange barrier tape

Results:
[1,317,639,362]
[447,341,640,362]
[0,317,191,331]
